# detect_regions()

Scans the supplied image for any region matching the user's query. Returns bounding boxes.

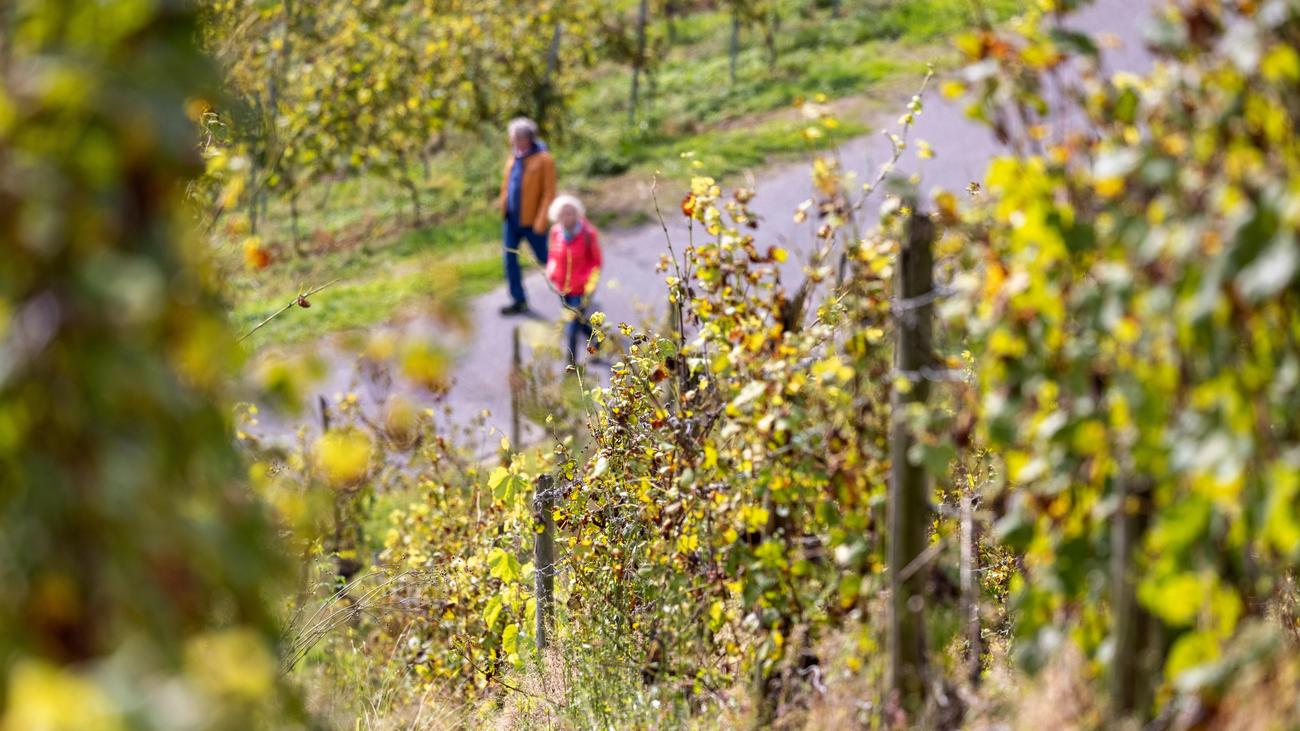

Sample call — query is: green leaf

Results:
[502,622,520,655]
[708,600,726,632]
[909,441,956,477]
[482,595,504,630]
[1264,457,1300,554]
[488,548,522,583]
[1048,28,1099,57]
[1147,496,1211,554]
[1138,571,1202,626]
[1112,87,1139,124]
[657,338,678,360]
[837,573,862,610]
[1165,630,1222,688]
[489,466,524,502]
[488,466,510,495]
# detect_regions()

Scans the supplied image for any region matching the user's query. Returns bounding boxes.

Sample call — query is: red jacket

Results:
[546,219,602,296]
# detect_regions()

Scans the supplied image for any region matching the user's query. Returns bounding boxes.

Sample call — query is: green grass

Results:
[225,0,1024,349]
[230,209,499,340]
[621,114,871,181]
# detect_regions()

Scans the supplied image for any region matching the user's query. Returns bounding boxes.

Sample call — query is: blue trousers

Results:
[564,294,593,361]
[503,218,548,306]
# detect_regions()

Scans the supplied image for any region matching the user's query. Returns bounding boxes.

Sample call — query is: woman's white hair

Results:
[548,193,585,224]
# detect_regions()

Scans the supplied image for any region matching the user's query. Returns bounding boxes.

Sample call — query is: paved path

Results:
[251,0,1152,452]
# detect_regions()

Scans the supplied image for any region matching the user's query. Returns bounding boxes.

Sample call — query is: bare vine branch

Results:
[238,278,341,343]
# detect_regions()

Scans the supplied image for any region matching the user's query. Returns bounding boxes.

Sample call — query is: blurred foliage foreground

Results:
[0,0,302,730]
[4,0,1300,730]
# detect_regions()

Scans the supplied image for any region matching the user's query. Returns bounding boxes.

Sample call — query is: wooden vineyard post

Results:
[511,326,522,450]
[629,0,650,123]
[888,204,935,710]
[960,481,982,686]
[535,23,562,130]
[1110,477,1157,722]
[728,10,740,85]
[533,474,556,650]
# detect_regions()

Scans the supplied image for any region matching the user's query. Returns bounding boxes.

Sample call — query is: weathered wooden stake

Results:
[960,481,982,686]
[1111,477,1157,722]
[629,0,650,123]
[728,10,740,85]
[533,475,556,650]
[510,326,522,450]
[289,186,305,255]
[535,24,563,131]
[318,394,331,432]
[888,205,934,710]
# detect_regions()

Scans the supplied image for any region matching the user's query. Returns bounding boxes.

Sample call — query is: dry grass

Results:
[489,649,572,731]
[964,645,1105,731]
[1202,655,1300,731]
[294,583,1300,730]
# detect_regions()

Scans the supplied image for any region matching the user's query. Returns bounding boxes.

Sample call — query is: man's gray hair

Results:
[508,117,539,142]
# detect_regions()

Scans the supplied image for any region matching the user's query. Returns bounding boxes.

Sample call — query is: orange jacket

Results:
[497,148,557,233]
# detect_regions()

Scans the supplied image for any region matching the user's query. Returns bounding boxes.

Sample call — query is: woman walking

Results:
[545,194,603,366]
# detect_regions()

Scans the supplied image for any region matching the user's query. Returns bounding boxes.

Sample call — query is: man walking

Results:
[497,117,557,316]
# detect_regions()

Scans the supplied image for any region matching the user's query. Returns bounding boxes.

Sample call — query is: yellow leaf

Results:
[1071,420,1107,456]
[709,600,725,631]
[400,341,448,391]
[2,660,124,731]
[676,532,699,553]
[1264,460,1300,553]
[741,505,769,532]
[690,176,716,196]
[1261,43,1300,81]
[1094,176,1125,198]
[314,428,374,487]
[186,629,275,700]
[1165,631,1220,683]
[1139,571,1203,626]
